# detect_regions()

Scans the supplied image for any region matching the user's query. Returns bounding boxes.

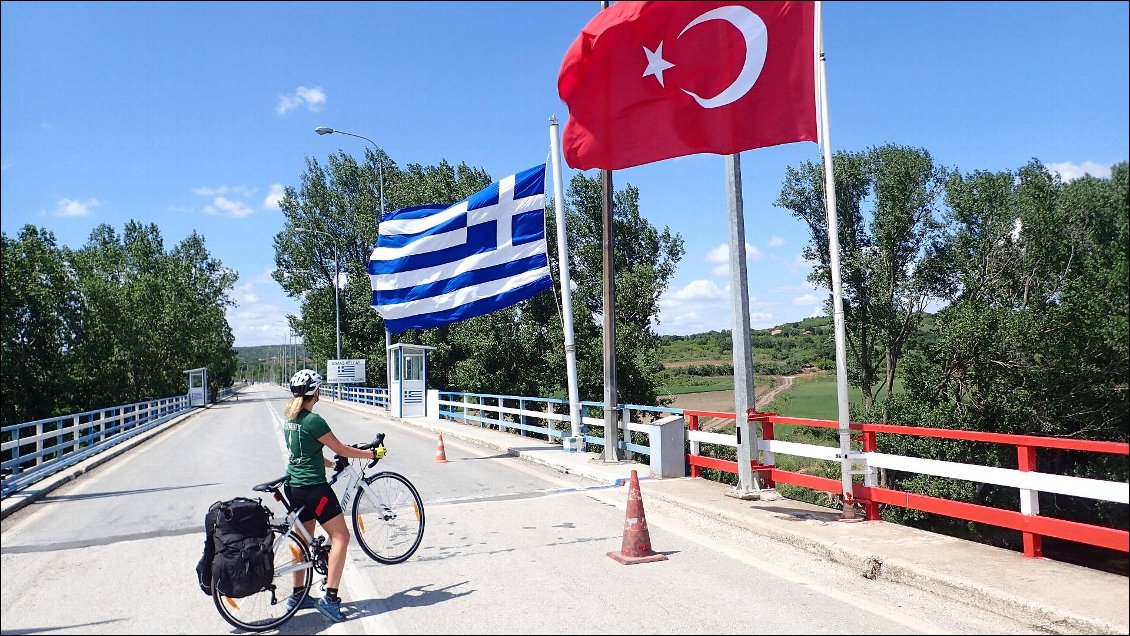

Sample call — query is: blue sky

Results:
[2,2,1127,347]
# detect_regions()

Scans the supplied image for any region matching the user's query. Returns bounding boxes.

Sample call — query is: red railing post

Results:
[1017,444,1042,558]
[756,412,775,488]
[688,414,700,478]
[862,429,880,521]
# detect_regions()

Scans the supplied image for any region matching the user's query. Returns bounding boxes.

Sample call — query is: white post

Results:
[549,116,585,452]
[817,2,858,520]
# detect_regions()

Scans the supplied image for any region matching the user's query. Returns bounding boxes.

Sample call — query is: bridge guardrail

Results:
[279,385,1130,559]
[685,410,1130,558]
[1,396,192,497]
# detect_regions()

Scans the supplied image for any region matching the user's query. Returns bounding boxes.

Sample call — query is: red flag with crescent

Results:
[558,1,817,171]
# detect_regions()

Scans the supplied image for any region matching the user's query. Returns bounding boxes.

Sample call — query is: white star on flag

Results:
[642,42,675,87]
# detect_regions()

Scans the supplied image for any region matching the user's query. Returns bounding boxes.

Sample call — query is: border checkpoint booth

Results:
[387,343,435,418]
[186,368,208,407]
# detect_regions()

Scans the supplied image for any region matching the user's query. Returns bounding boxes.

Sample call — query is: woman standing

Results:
[282,369,378,622]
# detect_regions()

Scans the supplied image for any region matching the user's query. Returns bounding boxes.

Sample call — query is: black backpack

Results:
[195,497,275,598]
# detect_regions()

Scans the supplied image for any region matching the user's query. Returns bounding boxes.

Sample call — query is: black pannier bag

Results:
[195,497,275,598]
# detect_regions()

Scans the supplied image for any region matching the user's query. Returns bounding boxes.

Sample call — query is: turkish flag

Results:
[558,1,817,171]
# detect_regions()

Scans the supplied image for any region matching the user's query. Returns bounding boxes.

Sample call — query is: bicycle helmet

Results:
[289,369,323,397]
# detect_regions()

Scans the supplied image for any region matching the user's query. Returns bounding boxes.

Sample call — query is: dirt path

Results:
[670,375,798,432]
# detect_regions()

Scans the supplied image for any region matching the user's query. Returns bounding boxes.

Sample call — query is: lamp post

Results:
[315,126,391,406]
[294,226,342,363]
[314,127,385,219]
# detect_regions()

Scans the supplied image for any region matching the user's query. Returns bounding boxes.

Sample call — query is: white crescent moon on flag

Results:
[678,5,768,109]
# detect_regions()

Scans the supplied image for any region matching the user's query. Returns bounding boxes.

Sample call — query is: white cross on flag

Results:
[367,164,553,333]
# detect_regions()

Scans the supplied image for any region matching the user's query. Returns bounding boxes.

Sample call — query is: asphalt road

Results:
[0,385,1044,634]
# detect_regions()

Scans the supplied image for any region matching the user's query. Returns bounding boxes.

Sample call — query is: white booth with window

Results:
[186,368,208,407]
[387,343,435,418]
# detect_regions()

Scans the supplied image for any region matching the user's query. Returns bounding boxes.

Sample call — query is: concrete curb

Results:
[639,489,1123,636]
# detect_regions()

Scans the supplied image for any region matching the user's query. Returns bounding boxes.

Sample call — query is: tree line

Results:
[1,222,239,425]
[779,147,1128,547]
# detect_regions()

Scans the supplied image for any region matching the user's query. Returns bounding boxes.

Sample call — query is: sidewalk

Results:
[336,398,1129,636]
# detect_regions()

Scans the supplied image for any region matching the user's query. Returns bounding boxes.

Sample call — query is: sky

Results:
[2,1,1127,348]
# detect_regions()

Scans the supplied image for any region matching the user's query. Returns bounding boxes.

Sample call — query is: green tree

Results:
[884,160,1128,540]
[553,173,685,405]
[1,227,82,423]
[2,221,238,424]
[777,144,950,414]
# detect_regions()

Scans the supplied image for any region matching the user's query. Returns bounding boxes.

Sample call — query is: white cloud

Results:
[263,184,285,211]
[227,275,300,347]
[793,293,820,305]
[276,85,327,115]
[669,279,727,303]
[193,184,277,218]
[1045,161,1113,181]
[193,185,253,197]
[52,198,100,217]
[706,241,761,277]
[204,196,255,218]
[767,235,785,247]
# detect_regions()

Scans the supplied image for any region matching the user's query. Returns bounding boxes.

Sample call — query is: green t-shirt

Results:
[284,409,332,487]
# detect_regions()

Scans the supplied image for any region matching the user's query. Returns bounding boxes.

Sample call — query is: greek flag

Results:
[368,164,553,333]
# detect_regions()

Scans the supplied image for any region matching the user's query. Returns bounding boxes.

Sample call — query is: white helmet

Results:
[289,369,323,397]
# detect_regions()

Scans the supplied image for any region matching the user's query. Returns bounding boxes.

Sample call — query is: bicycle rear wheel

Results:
[352,471,425,564]
[212,528,312,632]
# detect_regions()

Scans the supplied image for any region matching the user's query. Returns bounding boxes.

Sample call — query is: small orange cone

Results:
[607,470,667,565]
[434,434,449,463]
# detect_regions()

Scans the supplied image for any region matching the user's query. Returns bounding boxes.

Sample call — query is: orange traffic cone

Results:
[434,434,449,463]
[607,470,667,565]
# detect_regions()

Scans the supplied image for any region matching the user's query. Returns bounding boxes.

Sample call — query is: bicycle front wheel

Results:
[352,471,425,564]
[212,528,312,632]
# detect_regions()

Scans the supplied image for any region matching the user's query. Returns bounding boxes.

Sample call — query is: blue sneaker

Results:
[314,595,345,622]
[285,593,316,612]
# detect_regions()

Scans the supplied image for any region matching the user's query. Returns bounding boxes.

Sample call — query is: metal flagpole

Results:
[549,116,585,451]
[816,1,858,520]
[598,0,620,462]
[724,153,764,497]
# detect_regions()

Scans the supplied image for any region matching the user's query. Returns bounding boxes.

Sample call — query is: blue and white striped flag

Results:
[368,164,553,333]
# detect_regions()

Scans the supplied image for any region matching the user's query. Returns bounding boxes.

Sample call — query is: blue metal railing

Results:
[1,385,245,498]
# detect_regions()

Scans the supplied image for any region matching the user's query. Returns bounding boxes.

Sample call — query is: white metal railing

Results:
[1,395,195,497]
[322,384,389,408]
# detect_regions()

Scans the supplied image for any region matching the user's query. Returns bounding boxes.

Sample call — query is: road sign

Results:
[327,359,367,384]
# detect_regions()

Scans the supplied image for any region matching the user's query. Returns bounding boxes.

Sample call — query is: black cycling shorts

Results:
[284,482,343,524]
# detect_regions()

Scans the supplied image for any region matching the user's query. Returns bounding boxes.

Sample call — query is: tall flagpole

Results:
[816,1,858,521]
[724,153,763,497]
[599,0,620,462]
[549,116,585,451]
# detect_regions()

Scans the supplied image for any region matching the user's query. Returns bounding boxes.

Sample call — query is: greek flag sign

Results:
[368,164,553,333]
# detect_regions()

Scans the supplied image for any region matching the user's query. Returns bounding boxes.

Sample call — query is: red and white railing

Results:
[685,410,1129,558]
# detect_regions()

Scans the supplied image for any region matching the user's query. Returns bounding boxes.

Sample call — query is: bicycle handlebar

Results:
[330,432,387,477]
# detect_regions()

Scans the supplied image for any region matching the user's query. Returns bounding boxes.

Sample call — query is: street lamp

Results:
[294,226,342,363]
[314,127,385,218]
[316,126,392,405]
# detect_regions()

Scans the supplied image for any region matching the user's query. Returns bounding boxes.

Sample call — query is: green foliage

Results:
[659,316,835,373]
[777,145,949,413]
[1,222,238,425]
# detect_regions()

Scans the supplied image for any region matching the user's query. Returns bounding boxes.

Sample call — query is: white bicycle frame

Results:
[271,460,385,578]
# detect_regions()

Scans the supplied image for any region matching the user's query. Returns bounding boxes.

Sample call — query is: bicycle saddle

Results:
[252,475,288,492]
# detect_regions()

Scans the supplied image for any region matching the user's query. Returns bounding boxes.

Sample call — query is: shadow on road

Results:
[0,618,124,634]
[379,581,475,610]
[40,482,221,503]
